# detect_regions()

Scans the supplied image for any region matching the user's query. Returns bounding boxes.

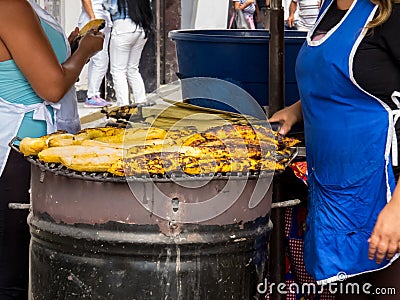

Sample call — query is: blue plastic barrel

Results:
[169,29,307,112]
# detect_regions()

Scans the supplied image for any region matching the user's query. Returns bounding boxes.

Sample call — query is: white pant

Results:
[87,26,111,98]
[109,19,147,106]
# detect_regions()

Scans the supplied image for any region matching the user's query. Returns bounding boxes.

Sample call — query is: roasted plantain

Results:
[19,131,67,156]
[38,145,123,164]
[70,19,106,53]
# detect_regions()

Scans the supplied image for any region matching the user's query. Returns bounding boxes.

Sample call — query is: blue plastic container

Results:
[169,29,307,113]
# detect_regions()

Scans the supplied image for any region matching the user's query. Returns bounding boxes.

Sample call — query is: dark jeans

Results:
[0,150,30,300]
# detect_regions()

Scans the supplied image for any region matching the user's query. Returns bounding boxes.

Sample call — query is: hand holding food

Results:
[70,19,106,54]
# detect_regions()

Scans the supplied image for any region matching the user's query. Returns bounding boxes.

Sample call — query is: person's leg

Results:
[246,15,256,29]
[370,258,400,299]
[87,26,111,99]
[126,31,147,104]
[0,150,31,300]
[110,29,133,106]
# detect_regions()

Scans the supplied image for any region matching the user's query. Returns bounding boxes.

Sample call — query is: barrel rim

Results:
[169,29,307,44]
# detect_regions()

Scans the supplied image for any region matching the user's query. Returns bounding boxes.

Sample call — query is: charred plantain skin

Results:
[108,152,181,176]
[78,19,106,36]
[104,105,141,120]
[27,121,300,175]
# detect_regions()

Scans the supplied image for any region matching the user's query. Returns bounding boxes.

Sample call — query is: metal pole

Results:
[268,0,284,117]
[270,177,287,300]
[268,0,286,299]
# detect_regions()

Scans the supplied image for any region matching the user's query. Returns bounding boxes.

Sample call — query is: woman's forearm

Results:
[82,0,96,20]
[0,1,104,103]
[268,100,303,135]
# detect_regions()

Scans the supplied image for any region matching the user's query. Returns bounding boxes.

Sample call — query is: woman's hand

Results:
[368,187,400,264]
[287,14,296,28]
[268,100,303,135]
[77,30,104,58]
[67,27,79,45]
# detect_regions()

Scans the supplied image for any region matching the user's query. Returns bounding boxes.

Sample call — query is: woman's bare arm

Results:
[0,0,103,103]
[81,0,96,20]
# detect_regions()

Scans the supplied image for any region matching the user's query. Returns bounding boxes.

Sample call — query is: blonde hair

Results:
[367,0,400,28]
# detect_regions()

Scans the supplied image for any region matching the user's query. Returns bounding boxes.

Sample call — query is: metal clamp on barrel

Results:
[8,203,31,210]
[271,198,301,209]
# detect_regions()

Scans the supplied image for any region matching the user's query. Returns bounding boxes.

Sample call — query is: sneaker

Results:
[95,96,112,107]
[84,96,110,108]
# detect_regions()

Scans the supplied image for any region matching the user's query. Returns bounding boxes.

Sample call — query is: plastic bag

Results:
[235,9,250,29]
[229,9,250,29]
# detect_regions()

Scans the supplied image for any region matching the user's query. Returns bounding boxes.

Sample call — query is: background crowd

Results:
[77,0,153,108]
[229,0,320,31]
[80,0,320,109]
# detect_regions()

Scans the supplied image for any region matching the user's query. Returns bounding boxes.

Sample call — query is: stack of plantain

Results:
[141,100,262,132]
[19,127,167,173]
[19,122,300,176]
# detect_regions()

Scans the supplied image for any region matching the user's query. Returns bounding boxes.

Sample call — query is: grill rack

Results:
[25,155,280,183]
[10,137,298,183]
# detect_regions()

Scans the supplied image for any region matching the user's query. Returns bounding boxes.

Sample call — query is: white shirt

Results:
[78,0,112,28]
[293,0,320,29]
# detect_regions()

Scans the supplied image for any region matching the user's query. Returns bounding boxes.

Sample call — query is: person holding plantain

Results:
[0,1,104,298]
[78,0,112,107]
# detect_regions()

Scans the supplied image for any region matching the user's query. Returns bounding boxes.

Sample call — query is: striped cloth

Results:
[233,0,256,17]
[293,0,320,30]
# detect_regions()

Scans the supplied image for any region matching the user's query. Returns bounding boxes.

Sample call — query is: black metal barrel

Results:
[28,163,274,299]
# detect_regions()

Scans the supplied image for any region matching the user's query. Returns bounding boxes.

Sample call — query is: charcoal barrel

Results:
[28,164,274,299]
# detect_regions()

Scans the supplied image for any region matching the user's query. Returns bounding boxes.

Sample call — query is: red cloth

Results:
[290,162,308,186]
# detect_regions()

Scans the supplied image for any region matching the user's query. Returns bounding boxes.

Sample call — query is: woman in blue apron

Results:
[269,0,400,297]
[0,1,104,298]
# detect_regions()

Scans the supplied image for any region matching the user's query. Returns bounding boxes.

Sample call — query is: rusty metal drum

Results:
[28,160,273,300]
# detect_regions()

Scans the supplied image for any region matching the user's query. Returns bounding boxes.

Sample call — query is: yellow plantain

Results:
[19,137,48,156]
[74,127,125,142]
[19,131,67,156]
[38,145,123,164]
[60,154,119,172]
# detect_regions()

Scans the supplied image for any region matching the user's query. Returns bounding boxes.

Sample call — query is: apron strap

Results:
[31,101,61,134]
[28,0,71,57]
[389,91,400,167]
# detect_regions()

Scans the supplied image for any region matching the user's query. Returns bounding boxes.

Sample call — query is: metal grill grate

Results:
[11,137,299,183]
[25,155,280,183]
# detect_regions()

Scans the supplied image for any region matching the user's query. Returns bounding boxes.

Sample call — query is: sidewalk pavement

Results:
[77,102,112,129]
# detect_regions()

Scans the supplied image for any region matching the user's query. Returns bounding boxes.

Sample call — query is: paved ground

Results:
[77,102,114,129]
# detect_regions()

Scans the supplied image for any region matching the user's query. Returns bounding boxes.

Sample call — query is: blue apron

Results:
[296,0,400,283]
